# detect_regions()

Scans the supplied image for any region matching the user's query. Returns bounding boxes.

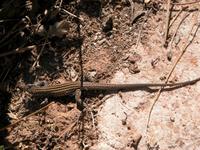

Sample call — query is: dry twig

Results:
[169,6,188,28]
[167,13,190,60]
[30,41,48,72]
[61,8,84,22]
[128,0,134,24]
[164,0,172,47]
[0,45,36,58]
[136,9,152,48]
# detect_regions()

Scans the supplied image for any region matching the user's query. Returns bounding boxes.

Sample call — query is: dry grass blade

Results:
[61,8,84,22]
[0,45,36,58]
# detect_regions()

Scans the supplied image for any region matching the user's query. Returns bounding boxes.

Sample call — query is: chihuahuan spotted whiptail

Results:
[27,77,200,97]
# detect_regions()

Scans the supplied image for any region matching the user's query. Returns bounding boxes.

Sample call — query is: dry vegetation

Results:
[0,0,200,149]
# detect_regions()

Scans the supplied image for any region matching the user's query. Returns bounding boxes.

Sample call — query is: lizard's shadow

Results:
[24,94,77,114]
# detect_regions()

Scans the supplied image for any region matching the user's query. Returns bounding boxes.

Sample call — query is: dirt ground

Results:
[0,0,200,149]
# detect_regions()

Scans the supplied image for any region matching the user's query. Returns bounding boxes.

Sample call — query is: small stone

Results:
[129,63,140,74]
[128,53,142,64]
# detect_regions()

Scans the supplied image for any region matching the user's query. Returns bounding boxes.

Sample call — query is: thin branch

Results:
[167,13,190,60]
[169,6,188,28]
[61,8,84,22]
[164,0,172,47]
[128,0,134,24]
[30,40,48,72]
[0,45,36,58]
[136,9,152,48]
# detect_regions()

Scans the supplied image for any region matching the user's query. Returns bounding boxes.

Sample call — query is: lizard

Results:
[27,77,200,97]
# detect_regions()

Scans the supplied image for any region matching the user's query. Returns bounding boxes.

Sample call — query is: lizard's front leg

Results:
[75,89,85,110]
